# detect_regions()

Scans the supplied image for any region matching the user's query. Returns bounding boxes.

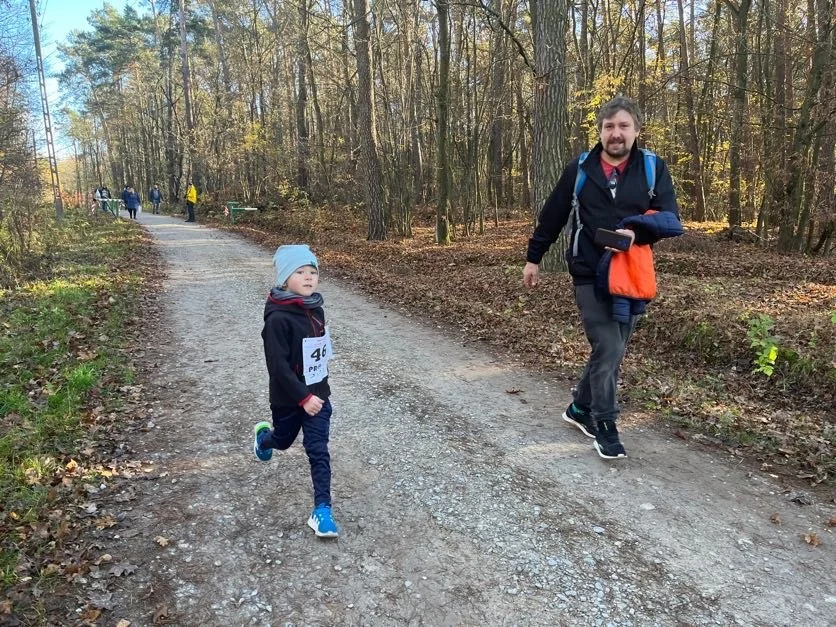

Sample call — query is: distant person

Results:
[184,180,197,222]
[253,245,338,538]
[523,96,682,460]
[122,186,141,220]
[149,184,162,214]
[95,185,110,212]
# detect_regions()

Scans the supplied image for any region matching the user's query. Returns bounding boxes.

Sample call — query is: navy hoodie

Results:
[261,297,330,412]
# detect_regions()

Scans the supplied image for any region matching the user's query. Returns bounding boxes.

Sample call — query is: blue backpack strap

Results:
[568,152,589,256]
[573,152,589,199]
[640,148,657,199]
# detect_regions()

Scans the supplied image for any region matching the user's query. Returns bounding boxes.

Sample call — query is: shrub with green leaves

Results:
[747,314,779,376]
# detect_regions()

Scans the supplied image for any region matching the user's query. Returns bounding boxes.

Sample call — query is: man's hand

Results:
[302,395,324,416]
[523,262,540,288]
[609,229,635,252]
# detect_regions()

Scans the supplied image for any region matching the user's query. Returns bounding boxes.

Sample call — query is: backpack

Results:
[568,148,657,257]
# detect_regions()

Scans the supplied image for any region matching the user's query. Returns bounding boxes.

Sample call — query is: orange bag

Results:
[608,243,656,300]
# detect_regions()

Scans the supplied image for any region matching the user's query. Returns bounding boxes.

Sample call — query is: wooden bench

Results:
[224,201,258,224]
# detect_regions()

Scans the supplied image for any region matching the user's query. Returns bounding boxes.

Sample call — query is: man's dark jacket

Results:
[526,142,680,285]
[262,298,330,413]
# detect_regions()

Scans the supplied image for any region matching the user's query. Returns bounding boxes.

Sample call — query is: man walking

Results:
[523,96,682,459]
[149,184,163,214]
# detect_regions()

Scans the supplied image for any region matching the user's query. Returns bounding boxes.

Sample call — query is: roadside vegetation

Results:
[0,212,151,620]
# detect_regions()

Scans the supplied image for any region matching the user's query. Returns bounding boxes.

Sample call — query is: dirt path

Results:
[94,213,834,626]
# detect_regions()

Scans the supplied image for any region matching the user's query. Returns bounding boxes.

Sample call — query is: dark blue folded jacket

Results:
[621,210,684,242]
[596,211,684,322]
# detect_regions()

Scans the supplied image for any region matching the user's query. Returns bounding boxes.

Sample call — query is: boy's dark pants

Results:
[262,400,332,507]
[573,284,636,423]
[186,201,195,221]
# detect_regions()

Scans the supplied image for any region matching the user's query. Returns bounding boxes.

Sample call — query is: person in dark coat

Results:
[523,96,682,460]
[122,186,141,219]
[252,245,339,538]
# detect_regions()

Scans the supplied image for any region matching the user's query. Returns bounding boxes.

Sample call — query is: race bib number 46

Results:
[302,328,333,385]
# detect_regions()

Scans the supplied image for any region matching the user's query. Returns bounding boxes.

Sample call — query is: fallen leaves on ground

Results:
[237,209,835,485]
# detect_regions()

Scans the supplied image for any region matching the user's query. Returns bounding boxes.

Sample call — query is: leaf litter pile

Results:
[239,206,835,486]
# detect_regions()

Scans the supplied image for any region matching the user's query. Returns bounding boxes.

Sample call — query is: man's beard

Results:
[604,141,629,158]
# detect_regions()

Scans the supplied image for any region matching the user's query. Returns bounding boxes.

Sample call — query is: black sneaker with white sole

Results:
[562,403,597,438]
[594,420,627,459]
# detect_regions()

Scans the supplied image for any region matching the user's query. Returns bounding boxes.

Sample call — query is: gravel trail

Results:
[94,213,835,626]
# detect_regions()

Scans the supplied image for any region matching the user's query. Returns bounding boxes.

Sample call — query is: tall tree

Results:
[49,0,835,254]
[435,0,452,244]
[676,0,706,220]
[296,0,311,193]
[775,0,833,250]
[726,0,752,230]
[179,0,195,183]
[352,0,387,240]
[531,0,570,272]
[487,0,507,211]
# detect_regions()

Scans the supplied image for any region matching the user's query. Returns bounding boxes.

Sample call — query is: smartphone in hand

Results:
[594,228,632,251]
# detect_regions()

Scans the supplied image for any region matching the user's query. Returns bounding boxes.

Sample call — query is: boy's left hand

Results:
[302,395,324,416]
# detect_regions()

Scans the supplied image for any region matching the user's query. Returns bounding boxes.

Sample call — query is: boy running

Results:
[253,244,338,538]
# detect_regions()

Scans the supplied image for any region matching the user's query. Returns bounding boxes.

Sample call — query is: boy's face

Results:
[284,264,319,297]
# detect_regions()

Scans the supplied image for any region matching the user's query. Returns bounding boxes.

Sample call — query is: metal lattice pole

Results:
[29,0,63,220]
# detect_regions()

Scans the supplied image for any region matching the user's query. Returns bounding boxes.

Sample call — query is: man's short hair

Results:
[597,96,643,131]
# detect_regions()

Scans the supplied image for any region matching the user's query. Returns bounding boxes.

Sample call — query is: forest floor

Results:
[9,206,833,625]
[231,203,836,486]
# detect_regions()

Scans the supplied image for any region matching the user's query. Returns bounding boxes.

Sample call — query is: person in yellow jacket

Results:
[184,180,197,222]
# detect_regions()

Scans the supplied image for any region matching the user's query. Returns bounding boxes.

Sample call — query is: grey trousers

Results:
[572,284,637,422]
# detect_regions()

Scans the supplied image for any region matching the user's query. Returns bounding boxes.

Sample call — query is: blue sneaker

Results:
[307,504,339,538]
[253,421,272,461]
